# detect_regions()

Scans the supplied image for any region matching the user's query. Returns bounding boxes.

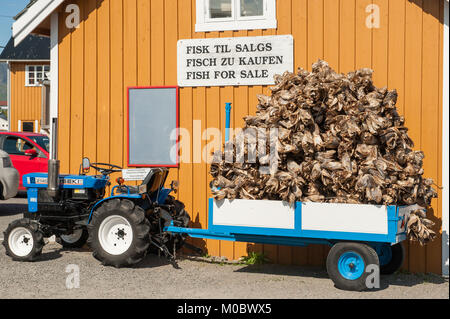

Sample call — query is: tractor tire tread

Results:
[88,199,150,268]
[3,218,45,262]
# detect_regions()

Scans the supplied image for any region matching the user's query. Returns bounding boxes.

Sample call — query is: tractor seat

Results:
[116,185,140,194]
[114,168,168,196]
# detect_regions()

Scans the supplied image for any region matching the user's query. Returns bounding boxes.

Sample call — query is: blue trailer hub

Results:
[165,197,415,291]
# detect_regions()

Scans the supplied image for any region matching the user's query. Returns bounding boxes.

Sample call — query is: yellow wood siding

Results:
[9,62,48,132]
[57,0,444,273]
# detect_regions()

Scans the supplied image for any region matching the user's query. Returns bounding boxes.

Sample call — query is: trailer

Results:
[166,198,417,291]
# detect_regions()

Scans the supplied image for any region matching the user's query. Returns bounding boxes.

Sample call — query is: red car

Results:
[0,132,49,191]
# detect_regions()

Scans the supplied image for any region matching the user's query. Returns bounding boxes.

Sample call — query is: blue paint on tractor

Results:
[23,172,109,189]
[23,172,110,213]
[155,188,172,205]
[87,194,142,223]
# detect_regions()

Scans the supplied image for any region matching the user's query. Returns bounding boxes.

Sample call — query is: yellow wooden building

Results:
[11,0,448,275]
[0,34,50,133]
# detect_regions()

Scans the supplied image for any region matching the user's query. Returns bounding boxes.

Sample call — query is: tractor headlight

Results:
[2,157,12,168]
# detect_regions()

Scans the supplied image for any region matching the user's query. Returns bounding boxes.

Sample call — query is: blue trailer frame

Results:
[165,197,411,291]
[164,198,408,251]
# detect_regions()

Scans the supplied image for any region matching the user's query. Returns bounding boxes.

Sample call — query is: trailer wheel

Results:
[326,242,379,291]
[3,218,45,262]
[88,199,150,268]
[57,228,89,248]
[378,243,404,275]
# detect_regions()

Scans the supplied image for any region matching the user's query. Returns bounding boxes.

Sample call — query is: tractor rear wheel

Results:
[88,199,150,268]
[3,218,45,261]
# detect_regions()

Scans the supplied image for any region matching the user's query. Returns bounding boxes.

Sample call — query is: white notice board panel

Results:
[127,87,178,167]
[122,168,151,181]
[177,35,294,87]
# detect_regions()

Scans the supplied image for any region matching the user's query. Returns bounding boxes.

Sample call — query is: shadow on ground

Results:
[236,263,328,279]
[135,253,180,269]
[231,261,447,292]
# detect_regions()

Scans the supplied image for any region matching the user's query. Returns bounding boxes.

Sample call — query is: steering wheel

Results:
[90,163,123,175]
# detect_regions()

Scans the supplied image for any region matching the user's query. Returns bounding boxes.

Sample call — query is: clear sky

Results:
[0,0,29,50]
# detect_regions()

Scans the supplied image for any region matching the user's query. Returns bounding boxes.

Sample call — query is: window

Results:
[29,135,50,153]
[25,65,50,86]
[3,136,36,156]
[22,121,34,132]
[196,0,276,32]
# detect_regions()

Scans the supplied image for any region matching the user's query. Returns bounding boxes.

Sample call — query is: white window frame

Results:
[25,64,50,87]
[196,0,277,32]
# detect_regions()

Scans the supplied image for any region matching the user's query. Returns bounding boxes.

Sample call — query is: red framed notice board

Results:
[127,86,179,167]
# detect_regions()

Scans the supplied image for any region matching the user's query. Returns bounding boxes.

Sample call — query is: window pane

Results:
[209,0,232,18]
[44,65,50,72]
[36,66,42,72]
[240,0,264,17]
[31,136,50,152]
[28,66,35,72]
[3,136,33,155]
[29,79,35,85]
[22,122,35,133]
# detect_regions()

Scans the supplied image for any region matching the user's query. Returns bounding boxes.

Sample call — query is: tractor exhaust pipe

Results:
[48,118,60,198]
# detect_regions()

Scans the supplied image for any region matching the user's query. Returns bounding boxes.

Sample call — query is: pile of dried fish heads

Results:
[210,60,438,243]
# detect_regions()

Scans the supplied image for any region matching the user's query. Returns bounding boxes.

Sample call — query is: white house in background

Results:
[0,114,8,131]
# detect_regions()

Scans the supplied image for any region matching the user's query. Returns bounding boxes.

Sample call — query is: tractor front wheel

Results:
[88,199,150,268]
[3,218,45,261]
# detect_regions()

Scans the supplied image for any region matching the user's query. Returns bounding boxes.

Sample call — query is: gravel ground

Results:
[0,197,448,299]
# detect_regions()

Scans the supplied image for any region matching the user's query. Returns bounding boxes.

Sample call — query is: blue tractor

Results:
[2,158,190,267]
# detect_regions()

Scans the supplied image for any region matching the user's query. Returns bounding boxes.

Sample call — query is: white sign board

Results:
[177,35,294,87]
[122,168,151,181]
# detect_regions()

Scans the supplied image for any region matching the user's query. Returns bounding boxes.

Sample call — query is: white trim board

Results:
[7,62,11,131]
[442,0,449,278]
[0,60,50,63]
[12,0,65,46]
[49,12,59,158]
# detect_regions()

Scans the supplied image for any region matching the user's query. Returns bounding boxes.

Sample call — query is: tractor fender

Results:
[88,195,142,224]
[155,188,172,205]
